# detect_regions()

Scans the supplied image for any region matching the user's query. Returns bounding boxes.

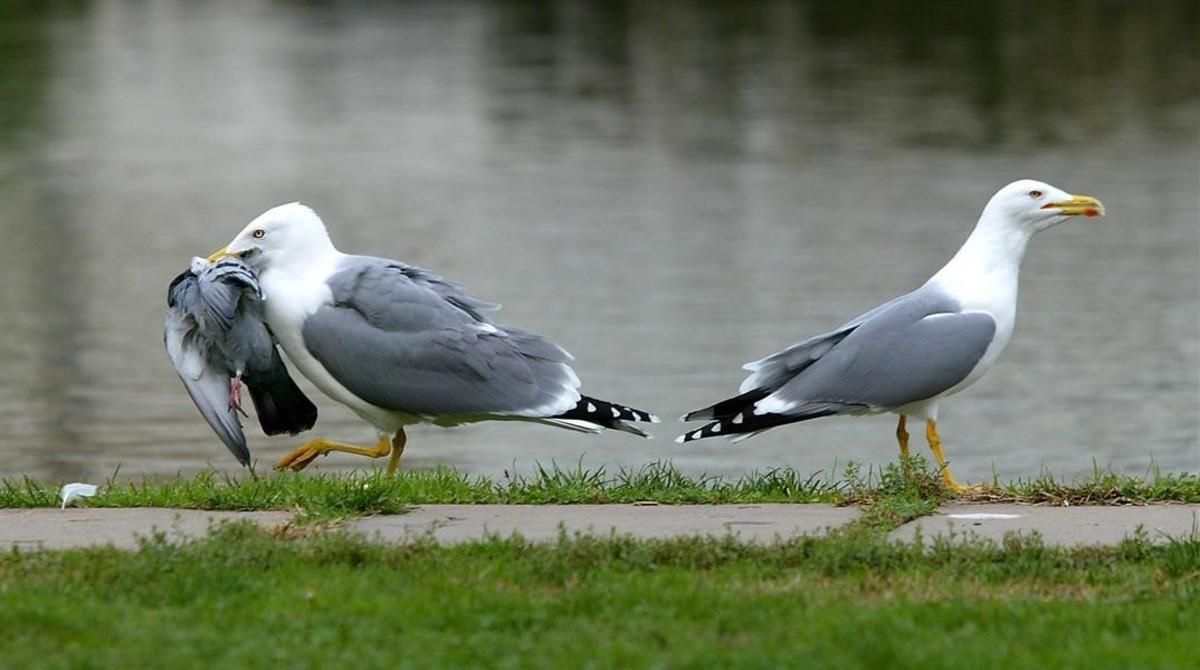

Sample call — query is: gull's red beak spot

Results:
[1042,194,1105,218]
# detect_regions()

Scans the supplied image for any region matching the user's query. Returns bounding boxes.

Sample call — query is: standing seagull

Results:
[677,179,1104,492]
[206,204,658,473]
[165,257,318,465]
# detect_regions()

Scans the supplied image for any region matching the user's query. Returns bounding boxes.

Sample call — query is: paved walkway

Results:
[0,509,293,551]
[890,503,1200,547]
[352,503,860,543]
[1,503,1197,550]
[1,505,857,550]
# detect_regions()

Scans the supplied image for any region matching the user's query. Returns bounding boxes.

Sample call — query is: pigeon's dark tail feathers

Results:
[247,374,318,437]
[549,395,659,437]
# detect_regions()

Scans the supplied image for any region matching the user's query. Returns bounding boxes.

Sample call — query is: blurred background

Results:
[0,0,1196,483]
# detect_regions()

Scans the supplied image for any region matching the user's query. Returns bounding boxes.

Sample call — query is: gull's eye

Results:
[252,229,266,239]
[1028,190,1043,199]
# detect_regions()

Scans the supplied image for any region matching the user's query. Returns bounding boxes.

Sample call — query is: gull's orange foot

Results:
[274,436,392,472]
[939,473,985,495]
[275,438,333,471]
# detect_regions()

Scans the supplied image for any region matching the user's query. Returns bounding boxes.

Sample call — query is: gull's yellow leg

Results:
[385,429,407,476]
[275,435,391,472]
[925,419,971,494]
[896,415,913,478]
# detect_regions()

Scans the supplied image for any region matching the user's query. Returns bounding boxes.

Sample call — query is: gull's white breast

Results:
[259,257,412,433]
[925,260,1019,398]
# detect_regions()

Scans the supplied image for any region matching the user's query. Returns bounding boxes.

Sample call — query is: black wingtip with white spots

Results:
[676,405,838,444]
[680,388,771,424]
[580,396,658,424]
[549,395,659,437]
[675,410,755,443]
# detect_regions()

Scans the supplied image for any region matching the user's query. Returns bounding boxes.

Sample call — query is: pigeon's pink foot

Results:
[229,374,248,417]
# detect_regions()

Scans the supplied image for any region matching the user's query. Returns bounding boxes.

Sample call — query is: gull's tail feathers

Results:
[674,408,838,444]
[681,388,771,423]
[545,395,659,438]
[677,385,852,444]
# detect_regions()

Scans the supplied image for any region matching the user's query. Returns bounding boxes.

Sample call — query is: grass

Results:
[0,522,1197,669]
[0,461,843,519]
[2,459,1197,520]
[3,460,1197,667]
[980,464,1200,505]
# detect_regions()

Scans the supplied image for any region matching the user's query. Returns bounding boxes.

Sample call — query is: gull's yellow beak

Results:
[206,247,231,262]
[1042,194,1105,218]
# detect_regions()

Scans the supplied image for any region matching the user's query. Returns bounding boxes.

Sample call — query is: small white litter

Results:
[946,513,1022,520]
[59,483,99,509]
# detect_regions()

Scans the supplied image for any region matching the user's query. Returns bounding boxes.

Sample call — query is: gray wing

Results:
[163,305,250,466]
[302,257,580,417]
[758,287,996,415]
[739,292,911,393]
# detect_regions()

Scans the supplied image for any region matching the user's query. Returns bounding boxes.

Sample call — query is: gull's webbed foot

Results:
[924,419,982,495]
[274,439,326,471]
[938,468,983,495]
[275,436,392,472]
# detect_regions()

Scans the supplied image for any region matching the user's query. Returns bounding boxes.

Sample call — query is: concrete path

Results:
[0,508,293,551]
[890,503,1200,547]
[351,503,860,544]
[0,504,857,550]
[2,503,1198,551]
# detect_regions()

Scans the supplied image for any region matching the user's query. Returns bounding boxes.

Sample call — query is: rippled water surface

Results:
[1,1,1196,482]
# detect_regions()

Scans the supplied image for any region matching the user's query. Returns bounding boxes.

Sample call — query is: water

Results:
[1,0,1196,483]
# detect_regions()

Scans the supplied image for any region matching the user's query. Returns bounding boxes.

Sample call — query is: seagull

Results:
[206,204,658,473]
[677,179,1105,492]
[165,256,318,466]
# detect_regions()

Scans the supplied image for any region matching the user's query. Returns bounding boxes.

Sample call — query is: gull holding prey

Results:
[677,179,1105,492]
[165,256,318,465]
[207,203,658,473]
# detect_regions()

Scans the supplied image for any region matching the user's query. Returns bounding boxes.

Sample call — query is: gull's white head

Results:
[208,202,335,271]
[980,179,1105,235]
